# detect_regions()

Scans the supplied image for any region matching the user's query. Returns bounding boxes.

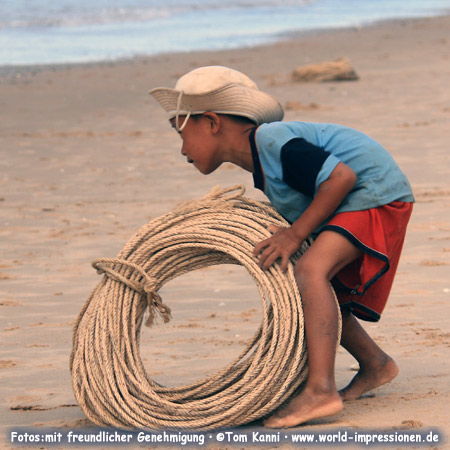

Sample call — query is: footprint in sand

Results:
[6,395,41,403]
[401,419,423,428]
[0,360,18,369]
[0,300,21,307]
[420,259,448,266]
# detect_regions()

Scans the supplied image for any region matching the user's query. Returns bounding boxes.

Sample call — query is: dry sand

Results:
[1,14,450,450]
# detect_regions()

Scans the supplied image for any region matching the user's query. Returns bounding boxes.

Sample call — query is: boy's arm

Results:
[253,162,357,271]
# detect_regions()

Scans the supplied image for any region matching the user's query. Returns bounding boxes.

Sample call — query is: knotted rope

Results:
[70,185,339,430]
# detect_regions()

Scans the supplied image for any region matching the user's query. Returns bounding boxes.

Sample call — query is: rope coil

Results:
[70,185,338,430]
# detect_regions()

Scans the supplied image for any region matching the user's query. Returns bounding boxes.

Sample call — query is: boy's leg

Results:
[264,231,362,428]
[339,309,399,401]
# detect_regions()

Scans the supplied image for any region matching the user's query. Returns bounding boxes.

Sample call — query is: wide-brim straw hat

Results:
[149,66,284,127]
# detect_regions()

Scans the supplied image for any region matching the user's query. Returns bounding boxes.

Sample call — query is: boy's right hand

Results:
[253,225,303,272]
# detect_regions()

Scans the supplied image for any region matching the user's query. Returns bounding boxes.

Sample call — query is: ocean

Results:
[1,0,449,67]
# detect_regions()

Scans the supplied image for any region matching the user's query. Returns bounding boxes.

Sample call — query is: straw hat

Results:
[149,66,284,130]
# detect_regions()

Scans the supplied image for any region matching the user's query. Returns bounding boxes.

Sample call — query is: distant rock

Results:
[292,57,359,82]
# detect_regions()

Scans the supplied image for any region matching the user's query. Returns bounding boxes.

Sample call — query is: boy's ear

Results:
[202,112,221,133]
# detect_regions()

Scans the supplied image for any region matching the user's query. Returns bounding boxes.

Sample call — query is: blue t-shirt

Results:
[250,121,414,231]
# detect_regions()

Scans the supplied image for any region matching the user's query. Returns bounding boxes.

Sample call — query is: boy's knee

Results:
[294,257,326,289]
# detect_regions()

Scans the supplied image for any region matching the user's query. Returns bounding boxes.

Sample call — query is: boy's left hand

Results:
[253,225,302,272]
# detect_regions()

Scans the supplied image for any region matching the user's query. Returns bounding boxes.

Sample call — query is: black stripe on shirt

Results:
[281,138,331,197]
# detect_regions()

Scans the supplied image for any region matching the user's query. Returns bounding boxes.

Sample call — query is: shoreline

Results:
[1,13,449,82]
[1,11,450,449]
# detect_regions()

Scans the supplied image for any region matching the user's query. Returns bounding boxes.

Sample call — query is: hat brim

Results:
[149,83,284,125]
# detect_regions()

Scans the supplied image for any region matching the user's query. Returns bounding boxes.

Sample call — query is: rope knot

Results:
[91,258,172,327]
[143,280,172,326]
[143,278,157,294]
[145,291,172,327]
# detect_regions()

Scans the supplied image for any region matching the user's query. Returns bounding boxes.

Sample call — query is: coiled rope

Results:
[70,185,338,430]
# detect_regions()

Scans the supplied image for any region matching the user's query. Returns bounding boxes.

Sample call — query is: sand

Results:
[1,14,450,450]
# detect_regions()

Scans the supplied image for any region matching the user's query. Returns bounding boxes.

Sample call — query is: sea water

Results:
[1,0,449,66]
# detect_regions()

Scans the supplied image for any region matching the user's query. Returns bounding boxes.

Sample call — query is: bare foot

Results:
[339,356,399,401]
[264,387,343,428]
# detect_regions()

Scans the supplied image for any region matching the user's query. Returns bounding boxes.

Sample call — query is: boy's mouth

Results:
[187,157,194,164]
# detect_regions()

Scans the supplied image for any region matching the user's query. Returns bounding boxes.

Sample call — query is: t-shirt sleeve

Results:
[280,138,334,197]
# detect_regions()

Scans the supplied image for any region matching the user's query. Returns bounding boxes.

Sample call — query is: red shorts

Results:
[321,202,413,322]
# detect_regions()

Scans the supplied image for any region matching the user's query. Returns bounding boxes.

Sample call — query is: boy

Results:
[149,66,414,428]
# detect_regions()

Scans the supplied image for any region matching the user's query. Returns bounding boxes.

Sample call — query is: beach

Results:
[1,13,450,450]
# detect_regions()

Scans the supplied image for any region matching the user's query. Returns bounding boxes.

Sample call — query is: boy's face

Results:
[170,114,222,175]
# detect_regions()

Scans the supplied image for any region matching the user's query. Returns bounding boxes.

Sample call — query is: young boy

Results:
[149,66,414,428]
